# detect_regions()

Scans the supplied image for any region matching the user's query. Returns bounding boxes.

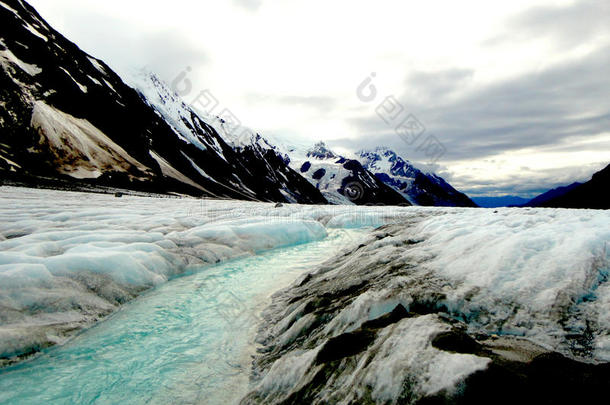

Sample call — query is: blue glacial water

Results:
[0,229,365,405]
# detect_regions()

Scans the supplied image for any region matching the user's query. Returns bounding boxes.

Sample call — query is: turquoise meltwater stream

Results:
[0,229,365,405]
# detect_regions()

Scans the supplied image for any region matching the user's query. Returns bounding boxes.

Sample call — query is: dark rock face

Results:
[337,158,409,206]
[0,0,327,204]
[231,143,327,204]
[241,219,610,404]
[300,162,311,173]
[431,330,482,354]
[521,182,582,207]
[423,337,610,405]
[315,329,377,365]
[536,164,610,209]
[312,168,326,180]
[359,148,477,207]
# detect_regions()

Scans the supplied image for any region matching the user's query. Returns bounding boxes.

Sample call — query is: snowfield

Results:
[0,186,609,403]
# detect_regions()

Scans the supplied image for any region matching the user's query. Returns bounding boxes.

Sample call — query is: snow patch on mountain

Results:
[0,40,41,76]
[128,70,210,152]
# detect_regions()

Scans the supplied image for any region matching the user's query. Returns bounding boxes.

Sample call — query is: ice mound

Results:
[410,208,610,356]
[0,187,413,361]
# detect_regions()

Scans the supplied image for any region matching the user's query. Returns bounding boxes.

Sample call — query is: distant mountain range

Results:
[358,148,477,207]
[473,164,609,210]
[534,164,609,209]
[521,182,582,207]
[284,142,408,206]
[0,0,494,208]
[471,196,531,208]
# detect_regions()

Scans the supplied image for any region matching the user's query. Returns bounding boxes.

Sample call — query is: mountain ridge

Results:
[538,164,609,209]
[0,0,327,204]
[358,147,477,207]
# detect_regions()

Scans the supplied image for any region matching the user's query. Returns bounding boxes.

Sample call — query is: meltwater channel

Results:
[0,229,366,405]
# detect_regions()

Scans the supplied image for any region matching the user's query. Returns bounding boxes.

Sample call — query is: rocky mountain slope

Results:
[291,142,409,206]
[531,164,609,209]
[521,182,582,207]
[220,136,411,206]
[0,0,327,203]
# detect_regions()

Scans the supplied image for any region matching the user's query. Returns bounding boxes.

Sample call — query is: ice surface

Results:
[245,207,610,403]
[408,208,610,355]
[0,229,364,404]
[1,186,609,401]
[0,187,404,359]
[361,315,490,400]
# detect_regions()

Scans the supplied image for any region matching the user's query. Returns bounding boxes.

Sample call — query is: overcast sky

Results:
[28,0,610,197]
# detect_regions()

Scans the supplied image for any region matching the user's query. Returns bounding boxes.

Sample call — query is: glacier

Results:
[0,186,407,362]
[0,187,609,404]
[242,213,610,404]
[0,225,366,405]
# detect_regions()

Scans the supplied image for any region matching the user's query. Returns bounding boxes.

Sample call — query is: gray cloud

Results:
[130,31,210,83]
[403,68,474,103]
[484,0,610,49]
[339,43,610,163]
[335,40,610,197]
[247,93,338,113]
[29,6,209,84]
[446,162,608,198]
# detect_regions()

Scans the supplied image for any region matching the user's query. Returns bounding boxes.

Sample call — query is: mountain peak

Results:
[357,149,476,207]
[307,142,337,160]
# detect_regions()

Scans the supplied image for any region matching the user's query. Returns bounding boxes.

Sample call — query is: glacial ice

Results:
[0,228,366,405]
[244,208,610,403]
[0,186,609,403]
[0,187,401,359]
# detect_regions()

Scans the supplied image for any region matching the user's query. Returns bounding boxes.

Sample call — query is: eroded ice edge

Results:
[1,187,609,403]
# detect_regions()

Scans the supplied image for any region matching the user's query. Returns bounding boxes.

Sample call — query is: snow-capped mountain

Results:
[0,0,326,204]
[358,148,477,207]
[0,0,473,208]
[277,141,409,205]
[129,71,327,203]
